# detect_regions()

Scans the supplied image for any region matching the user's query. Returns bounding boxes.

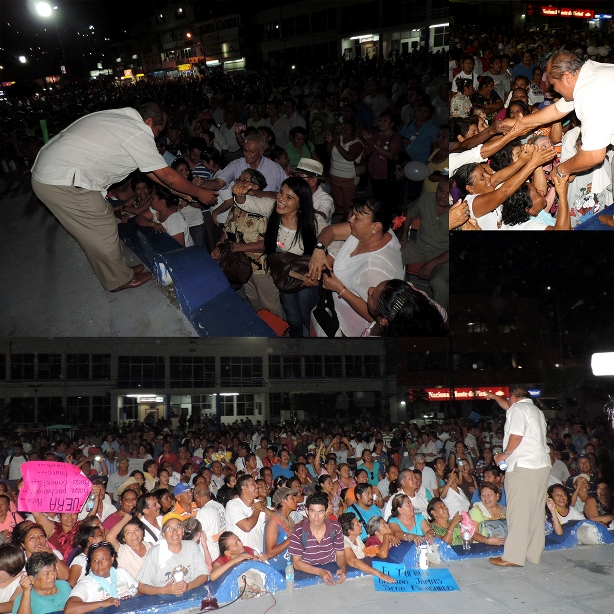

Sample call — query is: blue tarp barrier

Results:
[118,222,275,337]
[47,521,613,613]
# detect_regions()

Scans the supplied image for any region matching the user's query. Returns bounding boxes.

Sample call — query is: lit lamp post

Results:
[36,2,70,79]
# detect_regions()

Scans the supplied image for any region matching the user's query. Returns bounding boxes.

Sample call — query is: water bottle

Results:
[85,492,96,512]
[285,562,294,593]
[498,459,508,471]
[418,543,429,570]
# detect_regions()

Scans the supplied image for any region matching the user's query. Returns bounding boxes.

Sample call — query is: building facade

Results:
[0,338,400,428]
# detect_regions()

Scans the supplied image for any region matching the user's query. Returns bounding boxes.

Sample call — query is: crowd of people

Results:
[449,24,614,231]
[2,53,449,337]
[0,397,612,611]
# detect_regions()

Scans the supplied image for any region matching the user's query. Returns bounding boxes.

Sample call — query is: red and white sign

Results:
[540,6,594,18]
[421,387,510,401]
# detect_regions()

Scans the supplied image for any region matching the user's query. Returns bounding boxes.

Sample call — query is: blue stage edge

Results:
[47,520,613,613]
[118,222,275,337]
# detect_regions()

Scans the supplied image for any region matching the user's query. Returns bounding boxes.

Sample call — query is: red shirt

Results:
[212,546,255,567]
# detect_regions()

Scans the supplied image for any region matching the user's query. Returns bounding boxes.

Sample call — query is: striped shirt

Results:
[288,518,343,565]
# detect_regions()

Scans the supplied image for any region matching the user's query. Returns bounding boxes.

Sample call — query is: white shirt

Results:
[442,487,471,518]
[555,60,614,151]
[235,455,264,473]
[32,108,166,192]
[332,231,404,337]
[500,218,550,231]
[69,568,138,602]
[550,459,570,484]
[141,516,163,544]
[383,490,429,521]
[503,398,549,472]
[466,193,502,231]
[220,123,241,153]
[4,454,27,480]
[196,500,226,560]
[225,497,266,552]
[312,186,335,225]
[264,116,292,148]
[150,208,194,247]
[416,466,438,493]
[450,145,486,176]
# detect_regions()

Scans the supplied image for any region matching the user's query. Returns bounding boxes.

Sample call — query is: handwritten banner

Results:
[372,562,460,593]
[19,461,92,513]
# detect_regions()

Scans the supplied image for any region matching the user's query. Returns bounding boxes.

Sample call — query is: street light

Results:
[19,56,27,63]
[36,1,70,81]
[36,2,52,17]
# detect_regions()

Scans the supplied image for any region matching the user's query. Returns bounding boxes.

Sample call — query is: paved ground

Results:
[209,544,614,614]
[0,172,197,337]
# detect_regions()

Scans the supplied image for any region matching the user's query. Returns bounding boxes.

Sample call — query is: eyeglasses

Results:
[164,525,185,533]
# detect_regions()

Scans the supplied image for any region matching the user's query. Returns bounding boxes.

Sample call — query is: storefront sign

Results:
[124,69,133,77]
[421,387,510,401]
[178,63,191,72]
[540,6,594,18]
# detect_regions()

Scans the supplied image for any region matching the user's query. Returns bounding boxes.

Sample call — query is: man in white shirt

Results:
[264,100,292,148]
[291,158,334,224]
[383,469,428,520]
[194,485,226,559]
[490,388,550,568]
[282,98,306,130]
[225,475,274,552]
[31,103,216,292]
[412,455,437,494]
[502,51,614,204]
[548,444,570,485]
[219,110,243,161]
[3,443,27,484]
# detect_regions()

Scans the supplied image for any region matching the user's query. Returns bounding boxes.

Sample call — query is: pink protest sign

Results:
[18,461,92,513]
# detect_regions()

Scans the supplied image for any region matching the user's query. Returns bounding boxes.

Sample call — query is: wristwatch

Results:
[314,242,328,255]
[555,168,567,179]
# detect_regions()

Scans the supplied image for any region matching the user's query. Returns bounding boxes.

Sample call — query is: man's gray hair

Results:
[548,51,584,81]
[245,134,266,150]
[398,468,413,483]
[366,515,385,536]
[414,453,426,462]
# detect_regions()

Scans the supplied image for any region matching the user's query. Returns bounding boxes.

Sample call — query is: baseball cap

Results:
[161,511,186,526]
[272,486,300,506]
[173,482,192,497]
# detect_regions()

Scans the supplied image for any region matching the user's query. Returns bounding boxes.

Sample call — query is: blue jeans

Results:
[189,224,205,248]
[280,287,319,337]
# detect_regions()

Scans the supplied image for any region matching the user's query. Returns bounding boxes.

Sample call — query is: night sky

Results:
[450,232,614,349]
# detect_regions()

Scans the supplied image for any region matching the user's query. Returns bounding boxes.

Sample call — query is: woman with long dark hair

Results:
[232,176,322,337]
[366,279,448,336]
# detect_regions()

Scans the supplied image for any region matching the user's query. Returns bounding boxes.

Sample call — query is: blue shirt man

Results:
[399,111,440,164]
[347,484,383,541]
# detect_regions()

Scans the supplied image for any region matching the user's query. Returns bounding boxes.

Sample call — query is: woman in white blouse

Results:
[308,198,403,337]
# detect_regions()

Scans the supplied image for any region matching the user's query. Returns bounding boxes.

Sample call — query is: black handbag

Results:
[267,252,311,293]
[310,270,340,337]
[216,241,252,285]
